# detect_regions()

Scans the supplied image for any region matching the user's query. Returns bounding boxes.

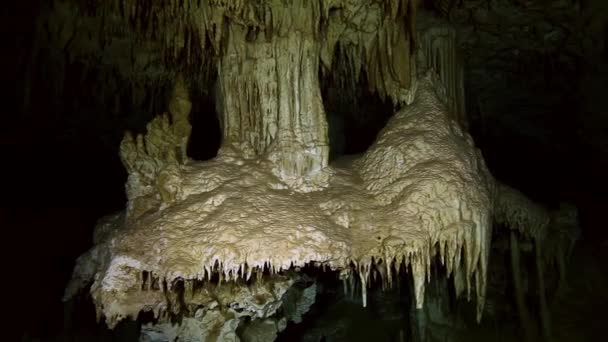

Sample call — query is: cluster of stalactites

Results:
[340,235,489,321]
[71,0,420,104]
[112,237,489,327]
[96,262,297,327]
[136,225,488,322]
[319,0,419,106]
[65,0,208,68]
[76,0,326,58]
[119,74,192,220]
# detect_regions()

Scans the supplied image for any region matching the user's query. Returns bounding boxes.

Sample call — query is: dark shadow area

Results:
[466,47,608,242]
[60,290,145,342]
[276,265,413,342]
[320,46,394,161]
[187,82,222,161]
[1,4,218,340]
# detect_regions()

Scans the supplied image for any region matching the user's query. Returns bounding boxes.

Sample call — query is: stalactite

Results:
[412,258,426,309]
[536,243,553,341]
[359,268,368,307]
[510,231,535,342]
[496,184,580,337]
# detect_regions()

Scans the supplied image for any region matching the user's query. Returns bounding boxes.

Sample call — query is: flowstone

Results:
[61,2,553,341]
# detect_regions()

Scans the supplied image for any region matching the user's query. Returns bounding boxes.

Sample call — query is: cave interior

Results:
[4,0,608,341]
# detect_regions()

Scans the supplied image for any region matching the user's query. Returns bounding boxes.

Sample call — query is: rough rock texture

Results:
[140,310,240,342]
[437,0,608,173]
[445,0,606,115]
[214,1,330,186]
[281,281,317,325]
[119,75,193,221]
[239,319,281,342]
[59,2,581,340]
[65,71,496,336]
[36,0,422,189]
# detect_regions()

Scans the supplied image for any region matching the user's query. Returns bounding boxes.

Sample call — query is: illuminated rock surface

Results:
[57,1,586,341]
[65,71,496,337]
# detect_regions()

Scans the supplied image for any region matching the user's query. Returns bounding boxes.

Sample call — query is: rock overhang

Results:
[65,73,496,328]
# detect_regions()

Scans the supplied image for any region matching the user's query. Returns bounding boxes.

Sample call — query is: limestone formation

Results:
[60,1,580,341]
[65,68,497,337]
[417,11,467,128]
[119,74,192,220]
[44,0,423,189]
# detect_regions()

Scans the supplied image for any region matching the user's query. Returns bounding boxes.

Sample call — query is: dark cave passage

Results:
[465,50,608,241]
[320,46,394,161]
[186,82,222,161]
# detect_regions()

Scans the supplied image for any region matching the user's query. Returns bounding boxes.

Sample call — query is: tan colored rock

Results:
[216,6,330,187]
[66,73,496,332]
[168,73,193,164]
[119,75,192,220]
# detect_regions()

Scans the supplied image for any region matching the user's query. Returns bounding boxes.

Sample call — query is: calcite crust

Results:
[66,73,495,328]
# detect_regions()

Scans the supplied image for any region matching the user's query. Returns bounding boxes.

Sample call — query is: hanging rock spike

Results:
[246,267,252,282]
[412,259,426,309]
[386,257,393,289]
[359,269,368,308]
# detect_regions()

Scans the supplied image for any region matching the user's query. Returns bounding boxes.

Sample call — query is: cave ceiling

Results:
[32,0,607,121]
[39,0,420,101]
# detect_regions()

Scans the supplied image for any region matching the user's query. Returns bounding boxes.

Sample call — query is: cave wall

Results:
[429,0,608,238]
